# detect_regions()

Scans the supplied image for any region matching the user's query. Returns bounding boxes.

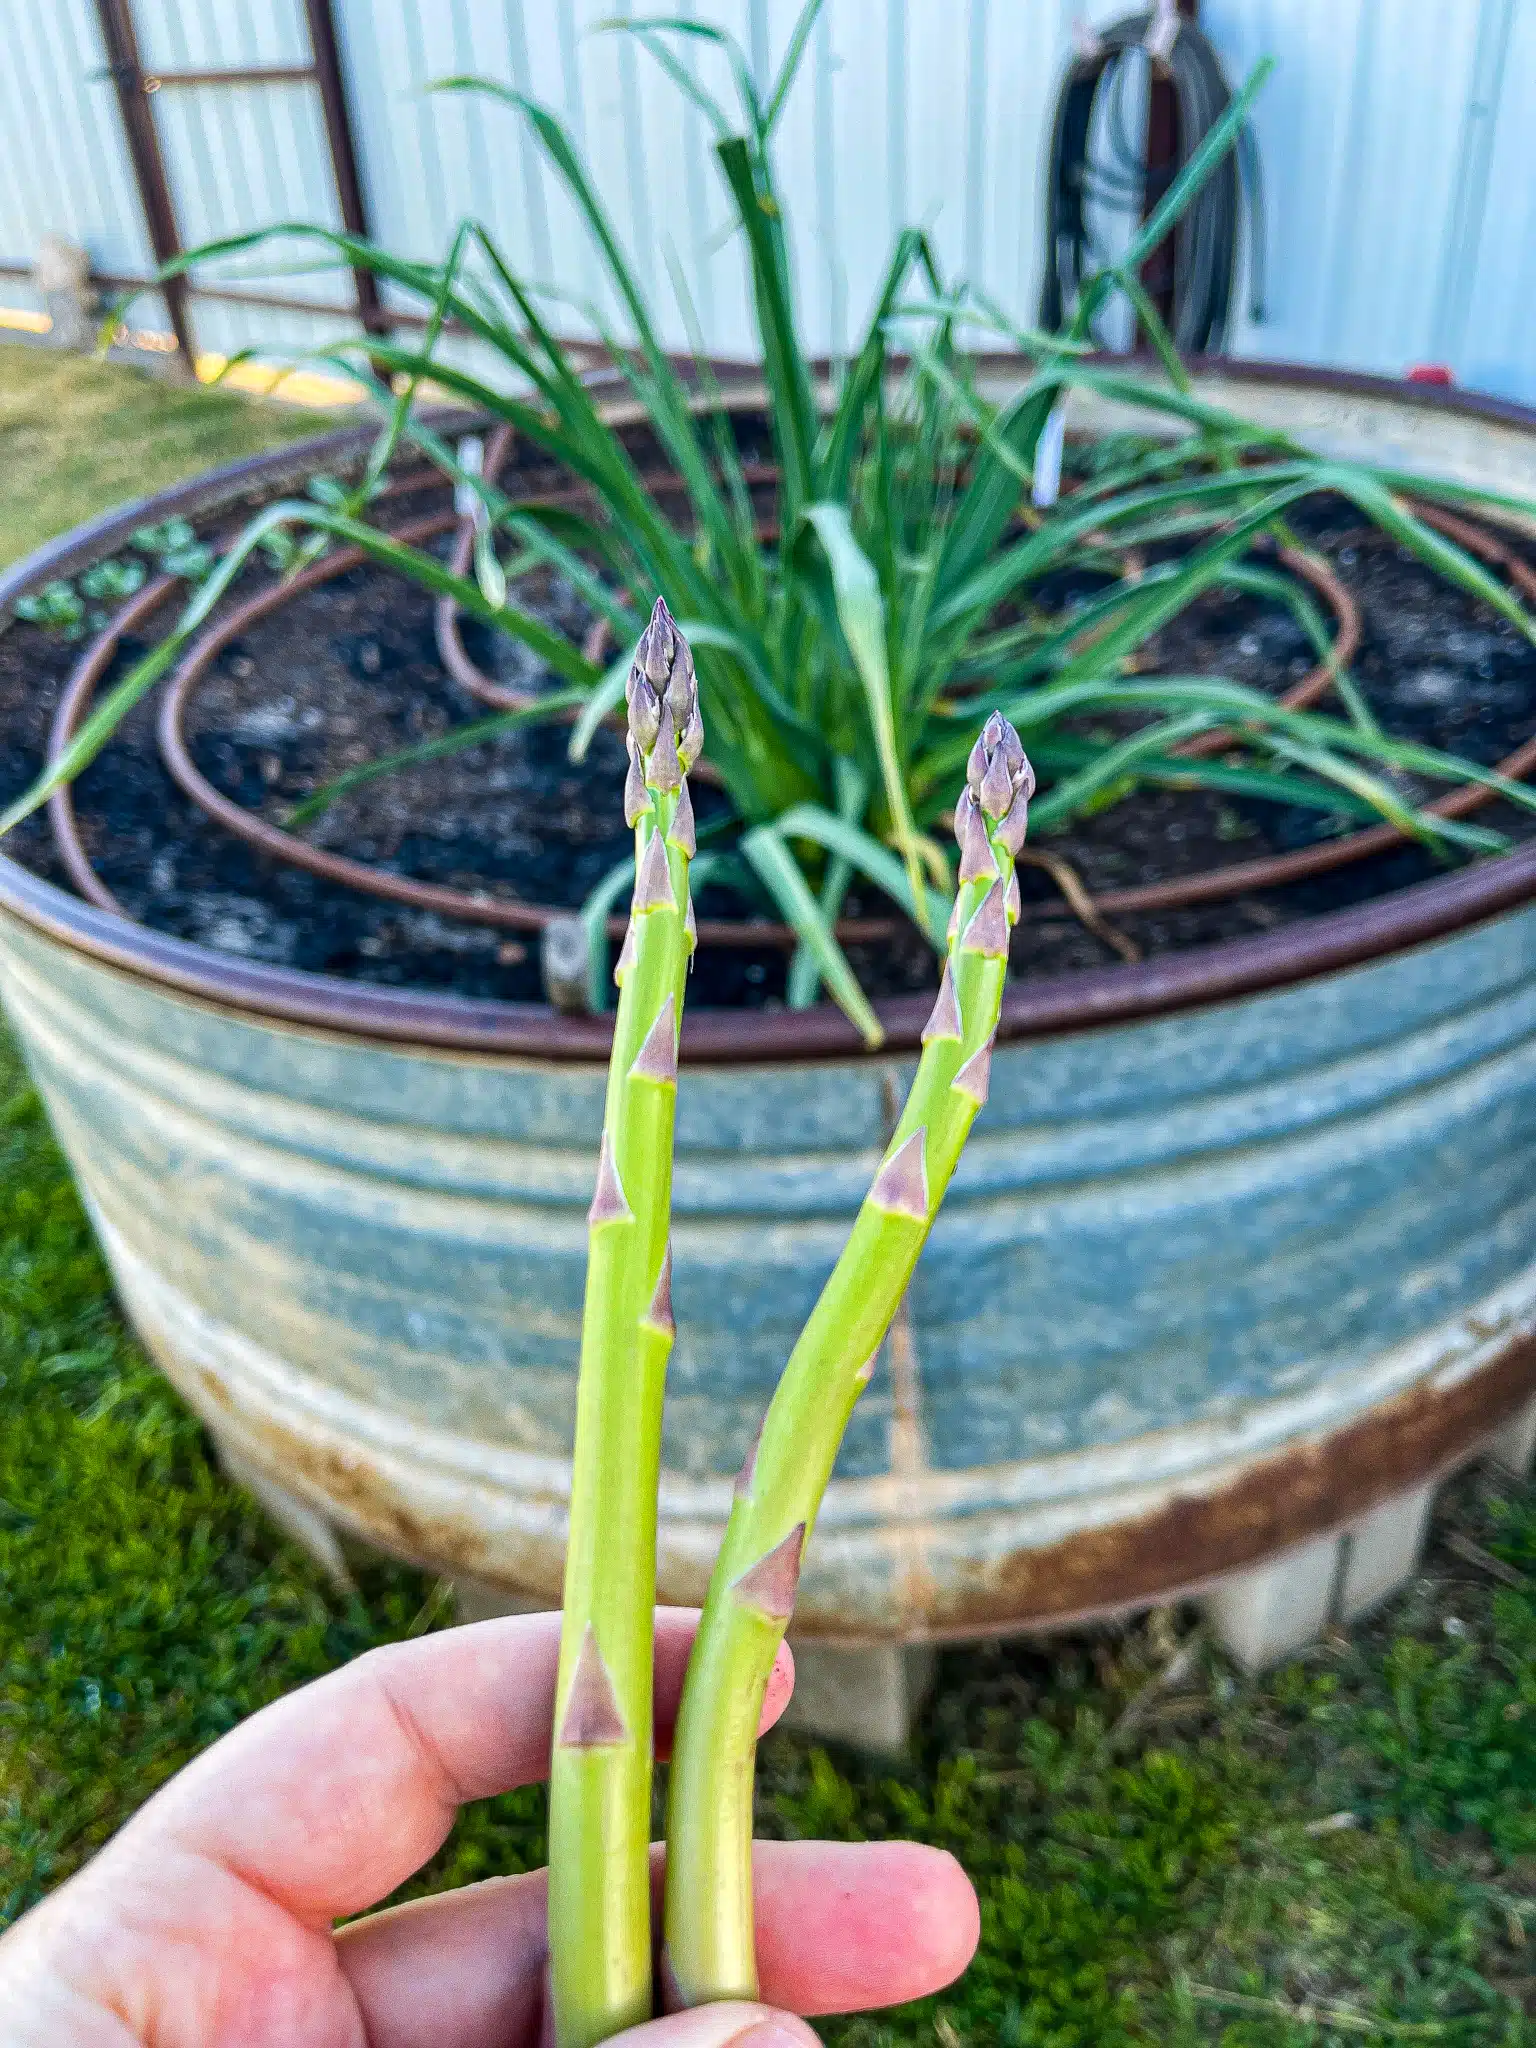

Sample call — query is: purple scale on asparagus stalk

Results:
[613,919,635,989]
[870,1127,929,1221]
[644,1243,674,1337]
[962,878,1011,959]
[586,1132,632,1227]
[955,788,998,884]
[633,826,677,914]
[731,1522,806,1621]
[629,993,678,1086]
[921,961,963,1044]
[558,1625,629,1748]
[684,894,697,953]
[1006,868,1021,923]
[679,704,704,770]
[854,1348,880,1388]
[733,1416,765,1500]
[627,671,661,753]
[668,777,696,857]
[951,1034,994,1107]
[623,742,650,828]
[647,702,683,793]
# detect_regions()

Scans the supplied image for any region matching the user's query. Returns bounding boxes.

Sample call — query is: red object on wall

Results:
[1406,364,1456,385]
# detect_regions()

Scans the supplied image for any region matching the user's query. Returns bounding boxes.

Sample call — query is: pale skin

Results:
[0,1609,979,2048]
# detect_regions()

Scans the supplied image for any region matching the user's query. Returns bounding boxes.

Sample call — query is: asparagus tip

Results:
[870,1127,929,1221]
[967,712,1034,849]
[557,1623,629,1748]
[731,1521,806,1622]
[630,597,702,773]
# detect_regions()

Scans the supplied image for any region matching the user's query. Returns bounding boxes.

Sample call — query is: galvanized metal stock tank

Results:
[2,364,1534,1642]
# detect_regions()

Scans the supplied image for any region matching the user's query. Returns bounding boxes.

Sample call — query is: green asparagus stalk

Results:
[549,599,702,2048]
[661,713,1034,2008]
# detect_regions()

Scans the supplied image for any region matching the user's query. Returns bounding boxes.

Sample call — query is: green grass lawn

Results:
[0,340,321,566]
[2,346,1534,2044]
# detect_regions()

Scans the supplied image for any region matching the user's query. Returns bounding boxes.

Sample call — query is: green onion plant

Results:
[6,5,1536,1043]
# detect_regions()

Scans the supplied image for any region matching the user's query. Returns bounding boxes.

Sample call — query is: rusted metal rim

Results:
[3,358,1535,1060]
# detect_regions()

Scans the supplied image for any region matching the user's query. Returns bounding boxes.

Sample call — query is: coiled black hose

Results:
[1039,10,1264,353]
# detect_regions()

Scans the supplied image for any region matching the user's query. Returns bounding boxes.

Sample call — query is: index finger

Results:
[120,1609,794,1925]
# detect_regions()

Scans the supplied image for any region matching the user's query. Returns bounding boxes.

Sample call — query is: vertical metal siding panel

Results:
[1206,0,1482,378]
[672,0,722,345]
[1450,0,1536,399]
[766,0,831,359]
[7,1,1535,394]
[563,0,642,336]
[811,0,843,359]
[1428,0,1517,369]
[821,0,897,353]
[0,1,166,327]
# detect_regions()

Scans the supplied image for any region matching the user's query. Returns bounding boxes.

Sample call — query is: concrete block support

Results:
[780,1639,938,1754]
[1490,1393,1536,1479]
[1338,1480,1436,1621]
[1199,1532,1341,1673]
[216,1439,353,1591]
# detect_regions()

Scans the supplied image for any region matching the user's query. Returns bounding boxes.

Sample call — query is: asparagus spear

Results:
[548,599,702,2048]
[661,713,1034,2008]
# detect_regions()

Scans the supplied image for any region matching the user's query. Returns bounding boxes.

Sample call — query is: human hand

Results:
[0,1609,978,2046]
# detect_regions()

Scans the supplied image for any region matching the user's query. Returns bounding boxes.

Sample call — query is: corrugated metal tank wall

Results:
[0,0,1530,396]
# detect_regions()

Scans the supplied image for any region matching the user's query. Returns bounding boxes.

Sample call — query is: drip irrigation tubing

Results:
[41,464,1536,963]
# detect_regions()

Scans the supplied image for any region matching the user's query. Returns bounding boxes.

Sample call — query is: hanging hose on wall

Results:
[1041,6,1265,353]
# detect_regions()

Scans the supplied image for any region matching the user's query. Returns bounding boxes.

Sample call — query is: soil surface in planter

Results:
[2,489,1533,1009]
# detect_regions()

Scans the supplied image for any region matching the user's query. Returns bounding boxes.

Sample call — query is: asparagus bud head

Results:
[965,709,1034,854]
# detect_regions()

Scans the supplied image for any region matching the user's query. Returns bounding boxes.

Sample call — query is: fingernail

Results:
[727,2020,819,2048]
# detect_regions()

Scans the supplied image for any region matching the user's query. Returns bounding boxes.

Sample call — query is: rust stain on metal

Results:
[918,1327,1536,1639]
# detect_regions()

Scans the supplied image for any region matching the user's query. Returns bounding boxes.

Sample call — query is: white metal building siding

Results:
[1,0,1531,398]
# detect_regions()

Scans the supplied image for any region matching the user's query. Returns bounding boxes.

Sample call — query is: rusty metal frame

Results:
[301,0,390,340]
[91,0,197,366]
[87,0,387,362]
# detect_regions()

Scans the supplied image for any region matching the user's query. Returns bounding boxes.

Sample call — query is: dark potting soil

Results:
[1,486,1533,1010]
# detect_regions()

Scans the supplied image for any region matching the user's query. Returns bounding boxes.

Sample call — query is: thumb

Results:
[609,2003,820,2048]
